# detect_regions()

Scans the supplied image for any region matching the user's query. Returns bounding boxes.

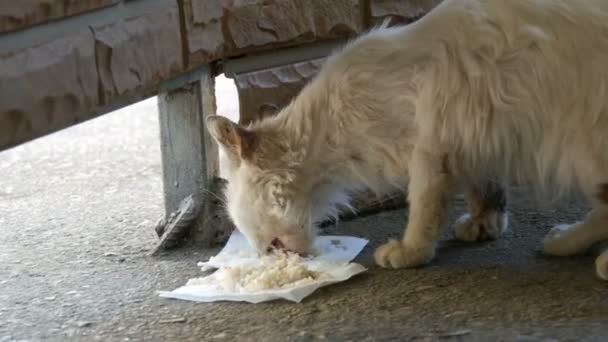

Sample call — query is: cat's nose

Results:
[265,237,285,252]
[267,237,303,254]
[268,235,312,255]
[270,237,285,250]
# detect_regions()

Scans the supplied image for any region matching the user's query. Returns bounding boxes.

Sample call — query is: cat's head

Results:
[207,115,324,255]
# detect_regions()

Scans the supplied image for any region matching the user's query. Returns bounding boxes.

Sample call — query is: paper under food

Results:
[158,231,368,303]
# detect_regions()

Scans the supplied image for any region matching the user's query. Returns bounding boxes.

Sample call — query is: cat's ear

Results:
[206,115,258,160]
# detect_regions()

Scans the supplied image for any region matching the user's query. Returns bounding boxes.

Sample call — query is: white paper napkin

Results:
[158,231,368,303]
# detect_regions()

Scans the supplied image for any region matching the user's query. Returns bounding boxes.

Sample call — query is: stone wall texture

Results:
[0,0,440,150]
[0,0,120,33]
[0,30,99,149]
[91,2,183,104]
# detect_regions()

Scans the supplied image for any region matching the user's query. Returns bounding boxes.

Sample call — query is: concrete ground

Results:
[1,79,607,342]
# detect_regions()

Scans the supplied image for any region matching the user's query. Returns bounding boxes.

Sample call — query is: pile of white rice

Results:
[187,251,324,293]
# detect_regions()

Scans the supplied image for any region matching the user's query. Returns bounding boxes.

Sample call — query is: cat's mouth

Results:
[266,237,288,253]
[265,237,311,256]
[270,237,285,250]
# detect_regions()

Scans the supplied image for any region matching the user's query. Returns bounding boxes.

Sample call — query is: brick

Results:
[0,0,119,33]
[182,0,224,68]
[91,0,183,104]
[234,58,324,125]
[222,0,362,56]
[0,30,98,150]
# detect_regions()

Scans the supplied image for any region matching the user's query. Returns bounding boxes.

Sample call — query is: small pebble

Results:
[64,328,77,337]
[77,321,93,328]
[413,285,435,292]
[439,329,472,338]
[444,310,467,318]
[159,317,186,324]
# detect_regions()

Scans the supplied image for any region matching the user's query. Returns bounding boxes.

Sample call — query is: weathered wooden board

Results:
[158,66,232,248]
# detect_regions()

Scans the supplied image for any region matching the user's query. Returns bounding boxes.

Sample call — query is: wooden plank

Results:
[157,65,229,248]
[223,39,345,78]
[151,194,197,255]
[192,72,234,247]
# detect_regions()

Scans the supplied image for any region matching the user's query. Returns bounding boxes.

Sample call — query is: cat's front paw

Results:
[542,223,587,256]
[374,239,434,269]
[453,212,507,242]
[596,250,608,281]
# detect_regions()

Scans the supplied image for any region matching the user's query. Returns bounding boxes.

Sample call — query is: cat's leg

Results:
[596,248,608,281]
[542,185,608,281]
[375,146,452,268]
[453,181,508,242]
[542,213,608,256]
[543,184,608,256]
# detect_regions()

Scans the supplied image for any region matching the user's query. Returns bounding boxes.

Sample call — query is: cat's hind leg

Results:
[596,248,608,281]
[453,181,509,242]
[543,184,608,257]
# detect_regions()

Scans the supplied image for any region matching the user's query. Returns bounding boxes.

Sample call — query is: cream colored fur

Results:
[208,0,608,279]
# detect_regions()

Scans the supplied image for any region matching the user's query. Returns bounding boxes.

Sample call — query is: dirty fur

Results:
[208,0,608,279]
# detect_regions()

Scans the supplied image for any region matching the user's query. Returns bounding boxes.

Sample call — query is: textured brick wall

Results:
[0,0,440,150]
[0,0,120,33]
[0,0,182,149]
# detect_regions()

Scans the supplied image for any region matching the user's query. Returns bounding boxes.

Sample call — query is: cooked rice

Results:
[187,251,323,292]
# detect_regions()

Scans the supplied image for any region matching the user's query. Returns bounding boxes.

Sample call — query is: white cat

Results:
[207,0,608,279]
